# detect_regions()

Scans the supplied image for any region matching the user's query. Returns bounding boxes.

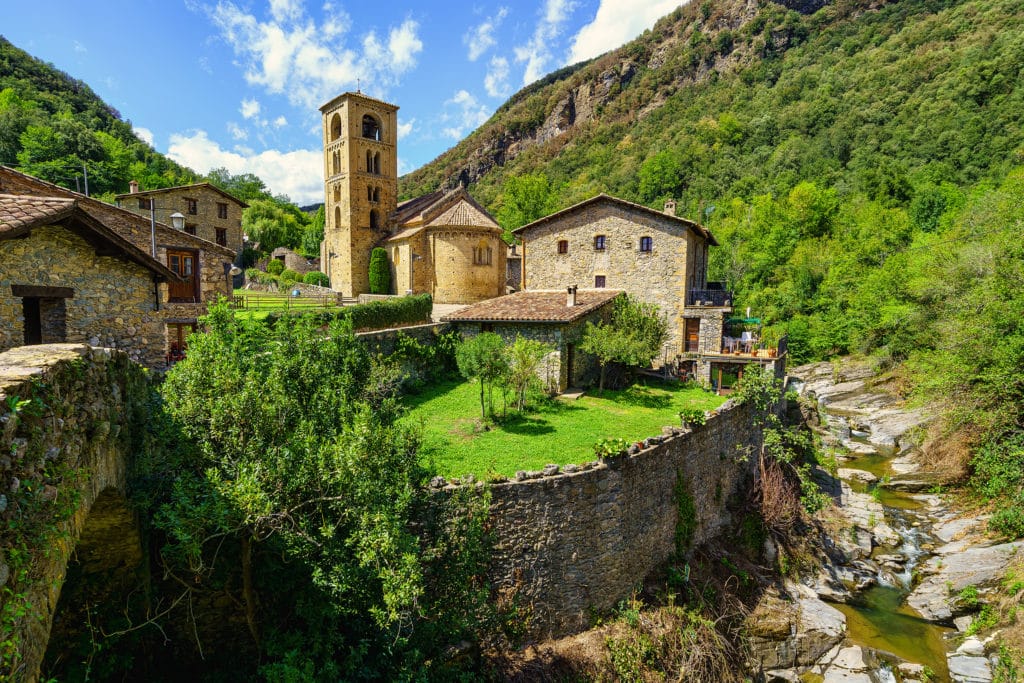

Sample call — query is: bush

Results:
[303,271,330,287]
[280,268,300,283]
[369,247,390,294]
[267,259,285,275]
[267,293,433,332]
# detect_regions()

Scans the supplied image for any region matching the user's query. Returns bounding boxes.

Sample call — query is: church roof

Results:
[442,289,622,324]
[390,188,501,235]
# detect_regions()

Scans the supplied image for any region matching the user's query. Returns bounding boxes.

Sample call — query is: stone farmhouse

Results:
[0,166,237,367]
[443,287,621,392]
[115,181,247,256]
[319,91,506,303]
[513,193,784,387]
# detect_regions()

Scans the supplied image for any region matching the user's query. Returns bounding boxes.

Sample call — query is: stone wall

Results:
[433,396,776,639]
[0,225,166,367]
[0,344,150,682]
[430,230,507,304]
[119,185,244,256]
[356,322,448,356]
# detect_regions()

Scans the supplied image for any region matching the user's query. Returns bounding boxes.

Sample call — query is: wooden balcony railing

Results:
[687,289,733,307]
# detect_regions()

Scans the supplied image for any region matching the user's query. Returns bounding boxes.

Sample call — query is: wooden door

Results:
[167,250,198,302]
[684,318,700,353]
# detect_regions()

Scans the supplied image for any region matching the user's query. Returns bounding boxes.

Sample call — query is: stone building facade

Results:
[319,91,505,303]
[514,194,727,366]
[443,288,621,391]
[0,166,238,367]
[115,181,247,256]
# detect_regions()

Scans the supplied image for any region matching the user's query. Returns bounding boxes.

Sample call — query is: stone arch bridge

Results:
[0,344,148,682]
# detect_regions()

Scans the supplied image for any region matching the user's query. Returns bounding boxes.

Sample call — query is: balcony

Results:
[687,287,733,307]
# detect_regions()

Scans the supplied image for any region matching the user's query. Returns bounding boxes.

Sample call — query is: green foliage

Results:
[580,294,669,391]
[506,335,553,409]
[266,259,284,276]
[674,481,697,555]
[594,437,630,459]
[679,407,707,428]
[456,333,509,419]
[266,293,433,334]
[495,172,559,241]
[279,268,300,283]
[368,247,390,294]
[244,199,306,254]
[302,271,330,287]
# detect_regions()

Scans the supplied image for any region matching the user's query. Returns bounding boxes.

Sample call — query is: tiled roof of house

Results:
[114,182,248,207]
[512,193,718,246]
[0,193,179,280]
[0,166,236,260]
[0,194,74,234]
[442,289,622,323]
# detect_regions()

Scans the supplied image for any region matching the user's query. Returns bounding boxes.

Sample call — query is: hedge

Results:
[303,271,330,287]
[267,293,433,331]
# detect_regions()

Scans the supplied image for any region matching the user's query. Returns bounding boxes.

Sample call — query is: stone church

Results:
[319,91,506,303]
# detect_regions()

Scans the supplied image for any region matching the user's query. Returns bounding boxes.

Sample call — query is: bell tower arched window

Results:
[369,209,380,230]
[362,114,381,141]
[329,113,342,141]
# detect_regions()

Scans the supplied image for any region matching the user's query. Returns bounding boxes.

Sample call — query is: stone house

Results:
[0,166,238,367]
[319,91,505,303]
[115,181,247,256]
[0,194,177,366]
[513,194,743,381]
[269,247,319,275]
[443,288,621,392]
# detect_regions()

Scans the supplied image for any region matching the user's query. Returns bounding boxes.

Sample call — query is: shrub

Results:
[303,271,330,287]
[679,407,707,427]
[245,267,261,282]
[369,247,390,294]
[280,268,300,283]
[267,259,285,275]
[267,293,433,332]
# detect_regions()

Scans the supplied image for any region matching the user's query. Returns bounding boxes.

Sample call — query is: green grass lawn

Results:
[403,379,726,478]
[231,289,338,321]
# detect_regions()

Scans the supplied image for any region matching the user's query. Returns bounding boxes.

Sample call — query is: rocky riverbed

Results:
[747,360,1019,682]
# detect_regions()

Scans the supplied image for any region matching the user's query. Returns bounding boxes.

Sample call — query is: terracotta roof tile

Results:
[442,289,622,324]
[427,200,499,229]
[0,194,75,234]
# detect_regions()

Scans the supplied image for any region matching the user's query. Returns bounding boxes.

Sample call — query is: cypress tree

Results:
[368,247,391,294]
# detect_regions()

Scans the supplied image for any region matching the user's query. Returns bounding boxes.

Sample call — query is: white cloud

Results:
[514,0,576,85]
[397,118,415,140]
[208,2,423,109]
[484,56,511,98]
[240,98,261,119]
[568,0,680,64]
[73,40,87,54]
[227,122,248,140]
[167,129,322,204]
[464,7,508,61]
[134,126,154,146]
[441,90,491,140]
[273,115,288,128]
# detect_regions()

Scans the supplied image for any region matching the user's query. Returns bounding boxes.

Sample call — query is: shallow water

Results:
[832,585,952,680]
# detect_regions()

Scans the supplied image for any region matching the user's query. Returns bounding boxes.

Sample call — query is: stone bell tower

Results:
[319,92,399,296]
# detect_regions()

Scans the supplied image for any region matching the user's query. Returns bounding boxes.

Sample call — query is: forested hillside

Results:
[403,0,1024,515]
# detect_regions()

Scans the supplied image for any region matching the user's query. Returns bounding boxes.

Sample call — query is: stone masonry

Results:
[433,396,778,639]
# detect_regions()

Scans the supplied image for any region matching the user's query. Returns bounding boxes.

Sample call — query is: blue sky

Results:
[3,0,681,204]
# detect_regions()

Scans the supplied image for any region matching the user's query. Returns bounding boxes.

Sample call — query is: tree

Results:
[579,295,669,391]
[242,198,305,253]
[206,167,271,203]
[495,173,558,240]
[301,204,325,258]
[369,247,391,294]
[455,332,509,418]
[638,150,684,204]
[506,335,552,410]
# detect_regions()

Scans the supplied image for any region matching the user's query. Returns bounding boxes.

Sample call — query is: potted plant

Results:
[679,407,707,429]
[594,437,630,462]
[760,326,783,357]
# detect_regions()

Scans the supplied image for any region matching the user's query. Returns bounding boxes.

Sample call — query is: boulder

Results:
[948,652,992,682]
[746,588,847,670]
[908,542,1022,621]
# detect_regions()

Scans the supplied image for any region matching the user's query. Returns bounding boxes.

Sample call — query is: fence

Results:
[230,292,339,314]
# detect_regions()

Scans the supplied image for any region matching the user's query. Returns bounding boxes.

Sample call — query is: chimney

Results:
[566,285,577,307]
[664,199,676,215]
[129,180,139,194]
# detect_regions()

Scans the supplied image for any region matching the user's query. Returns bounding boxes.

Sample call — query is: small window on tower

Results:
[362,114,382,141]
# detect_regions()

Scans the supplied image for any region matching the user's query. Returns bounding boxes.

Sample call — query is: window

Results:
[216,228,228,246]
[369,209,380,230]
[184,224,197,236]
[557,240,568,254]
[594,275,606,288]
[217,202,228,219]
[639,236,653,252]
[362,114,382,141]
[167,322,196,364]
[329,113,342,141]
[473,246,492,266]
[137,197,152,210]
[186,198,197,215]
[167,250,198,302]
[593,235,606,251]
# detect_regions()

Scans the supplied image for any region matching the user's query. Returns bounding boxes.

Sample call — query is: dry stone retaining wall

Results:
[434,397,774,639]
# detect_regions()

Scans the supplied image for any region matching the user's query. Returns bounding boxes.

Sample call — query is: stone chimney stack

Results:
[664,199,676,215]
[129,180,139,194]
[566,285,577,307]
